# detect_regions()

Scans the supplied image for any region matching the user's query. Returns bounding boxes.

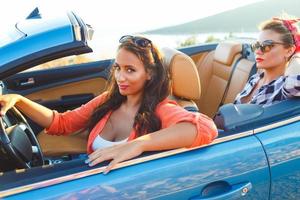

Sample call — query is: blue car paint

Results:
[256,120,300,200]
[0,15,74,67]
[6,135,269,200]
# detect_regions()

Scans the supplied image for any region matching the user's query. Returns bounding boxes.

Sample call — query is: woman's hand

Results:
[86,140,144,174]
[0,94,21,116]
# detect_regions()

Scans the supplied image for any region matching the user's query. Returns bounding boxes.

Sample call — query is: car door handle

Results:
[19,77,35,86]
[190,182,252,200]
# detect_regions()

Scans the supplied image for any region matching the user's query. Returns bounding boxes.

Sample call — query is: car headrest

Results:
[214,42,242,65]
[161,47,201,100]
[285,53,300,75]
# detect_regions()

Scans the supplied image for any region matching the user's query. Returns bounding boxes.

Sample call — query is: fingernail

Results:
[84,159,90,164]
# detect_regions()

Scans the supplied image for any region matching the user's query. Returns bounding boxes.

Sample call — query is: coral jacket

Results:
[46,92,218,154]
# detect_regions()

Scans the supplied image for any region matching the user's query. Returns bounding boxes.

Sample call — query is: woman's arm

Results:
[0,94,53,128]
[86,100,217,174]
[283,74,300,97]
[137,122,197,151]
[86,122,197,174]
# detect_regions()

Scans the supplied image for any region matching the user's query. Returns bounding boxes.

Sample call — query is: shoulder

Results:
[249,72,262,81]
[94,91,109,102]
[156,98,180,111]
[155,98,189,118]
[284,74,300,80]
[84,91,109,108]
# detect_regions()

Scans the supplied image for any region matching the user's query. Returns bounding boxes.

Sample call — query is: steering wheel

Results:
[0,107,44,170]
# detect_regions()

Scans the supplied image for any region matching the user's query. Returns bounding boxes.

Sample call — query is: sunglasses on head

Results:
[251,40,285,53]
[119,35,152,48]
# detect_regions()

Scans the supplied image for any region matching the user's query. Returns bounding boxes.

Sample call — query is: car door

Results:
[255,118,300,200]
[4,59,111,111]
[3,59,111,134]
[2,133,270,200]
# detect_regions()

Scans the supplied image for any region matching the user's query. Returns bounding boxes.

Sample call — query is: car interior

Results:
[0,45,205,191]
[1,40,300,192]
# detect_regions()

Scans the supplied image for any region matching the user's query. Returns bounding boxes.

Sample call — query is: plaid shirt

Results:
[234,72,300,107]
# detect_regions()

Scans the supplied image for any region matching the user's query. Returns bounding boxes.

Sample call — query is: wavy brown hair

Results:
[87,38,170,136]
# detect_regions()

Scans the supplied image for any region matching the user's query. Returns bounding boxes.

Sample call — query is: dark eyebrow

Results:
[114,62,136,68]
[113,62,120,67]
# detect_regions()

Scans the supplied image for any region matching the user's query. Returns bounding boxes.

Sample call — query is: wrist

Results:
[133,135,152,152]
[14,94,24,106]
[14,94,22,102]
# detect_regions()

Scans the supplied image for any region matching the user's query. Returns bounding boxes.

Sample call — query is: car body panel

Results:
[255,120,300,200]
[0,10,92,79]
[3,134,269,199]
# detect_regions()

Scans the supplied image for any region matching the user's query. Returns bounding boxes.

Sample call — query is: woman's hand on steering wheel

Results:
[0,94,20,116]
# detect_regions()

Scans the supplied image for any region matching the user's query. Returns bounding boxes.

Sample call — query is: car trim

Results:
[254,114,300,134]
[67,12,81,41]
[1,115,298,198]
[179,43,217,56]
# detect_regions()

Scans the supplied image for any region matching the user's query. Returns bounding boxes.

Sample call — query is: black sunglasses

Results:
[251,40,285,53]
[119,35,152,48]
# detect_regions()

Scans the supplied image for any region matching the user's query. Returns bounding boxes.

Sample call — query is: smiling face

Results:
[114,48,151,98]
[255,29,294,70]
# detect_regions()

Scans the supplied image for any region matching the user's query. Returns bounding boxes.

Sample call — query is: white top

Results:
[92,135,128,151]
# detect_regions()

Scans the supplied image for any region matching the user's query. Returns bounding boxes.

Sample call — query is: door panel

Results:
[256,120,300,200]
[25,78,106,111]
[3,60,111,133]
[4,60,111,111]
[6,135,270,200]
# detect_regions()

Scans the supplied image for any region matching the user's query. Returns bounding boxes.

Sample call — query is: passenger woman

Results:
[0,35,217,173]
[234,16,300,107]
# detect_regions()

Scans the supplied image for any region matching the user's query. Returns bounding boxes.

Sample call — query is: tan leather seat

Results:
[285,53,300,75]
[38,129,88,156]
[222,51,256,104]
[161,47,201,111]
[196,42,242,117]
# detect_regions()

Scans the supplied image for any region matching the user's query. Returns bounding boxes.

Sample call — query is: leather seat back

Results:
[196,42,242,117]
[223,44,256,104]
[162,47,201,111]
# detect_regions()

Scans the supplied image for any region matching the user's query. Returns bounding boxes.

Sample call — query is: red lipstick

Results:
[256,58,264,63]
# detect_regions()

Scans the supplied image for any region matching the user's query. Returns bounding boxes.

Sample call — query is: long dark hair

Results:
[87,38,170,136]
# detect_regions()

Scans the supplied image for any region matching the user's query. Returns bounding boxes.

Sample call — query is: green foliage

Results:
[205,35,221,43]
[205,32,236,43]
[178,36,198,47]
[178,32,238,48]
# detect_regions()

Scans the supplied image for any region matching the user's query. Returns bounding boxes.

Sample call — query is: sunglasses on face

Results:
[251,40,285,53]
[119,35,152,48]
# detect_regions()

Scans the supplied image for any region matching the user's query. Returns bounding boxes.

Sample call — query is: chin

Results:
[256,63,266,69]
[119,91,127,96]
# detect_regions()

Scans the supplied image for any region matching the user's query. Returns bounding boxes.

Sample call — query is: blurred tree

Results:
[178,35,198,47]
[205,35,221,43]
[26,55,93,72]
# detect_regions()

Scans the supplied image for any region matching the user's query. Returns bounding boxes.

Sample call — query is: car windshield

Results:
[0,24,25,47]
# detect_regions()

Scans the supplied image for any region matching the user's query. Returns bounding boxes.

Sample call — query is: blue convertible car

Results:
[1,8,300,200]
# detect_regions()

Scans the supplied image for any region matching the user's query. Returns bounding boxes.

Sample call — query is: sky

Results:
[1,0,263,58]
[1,0,263,32]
